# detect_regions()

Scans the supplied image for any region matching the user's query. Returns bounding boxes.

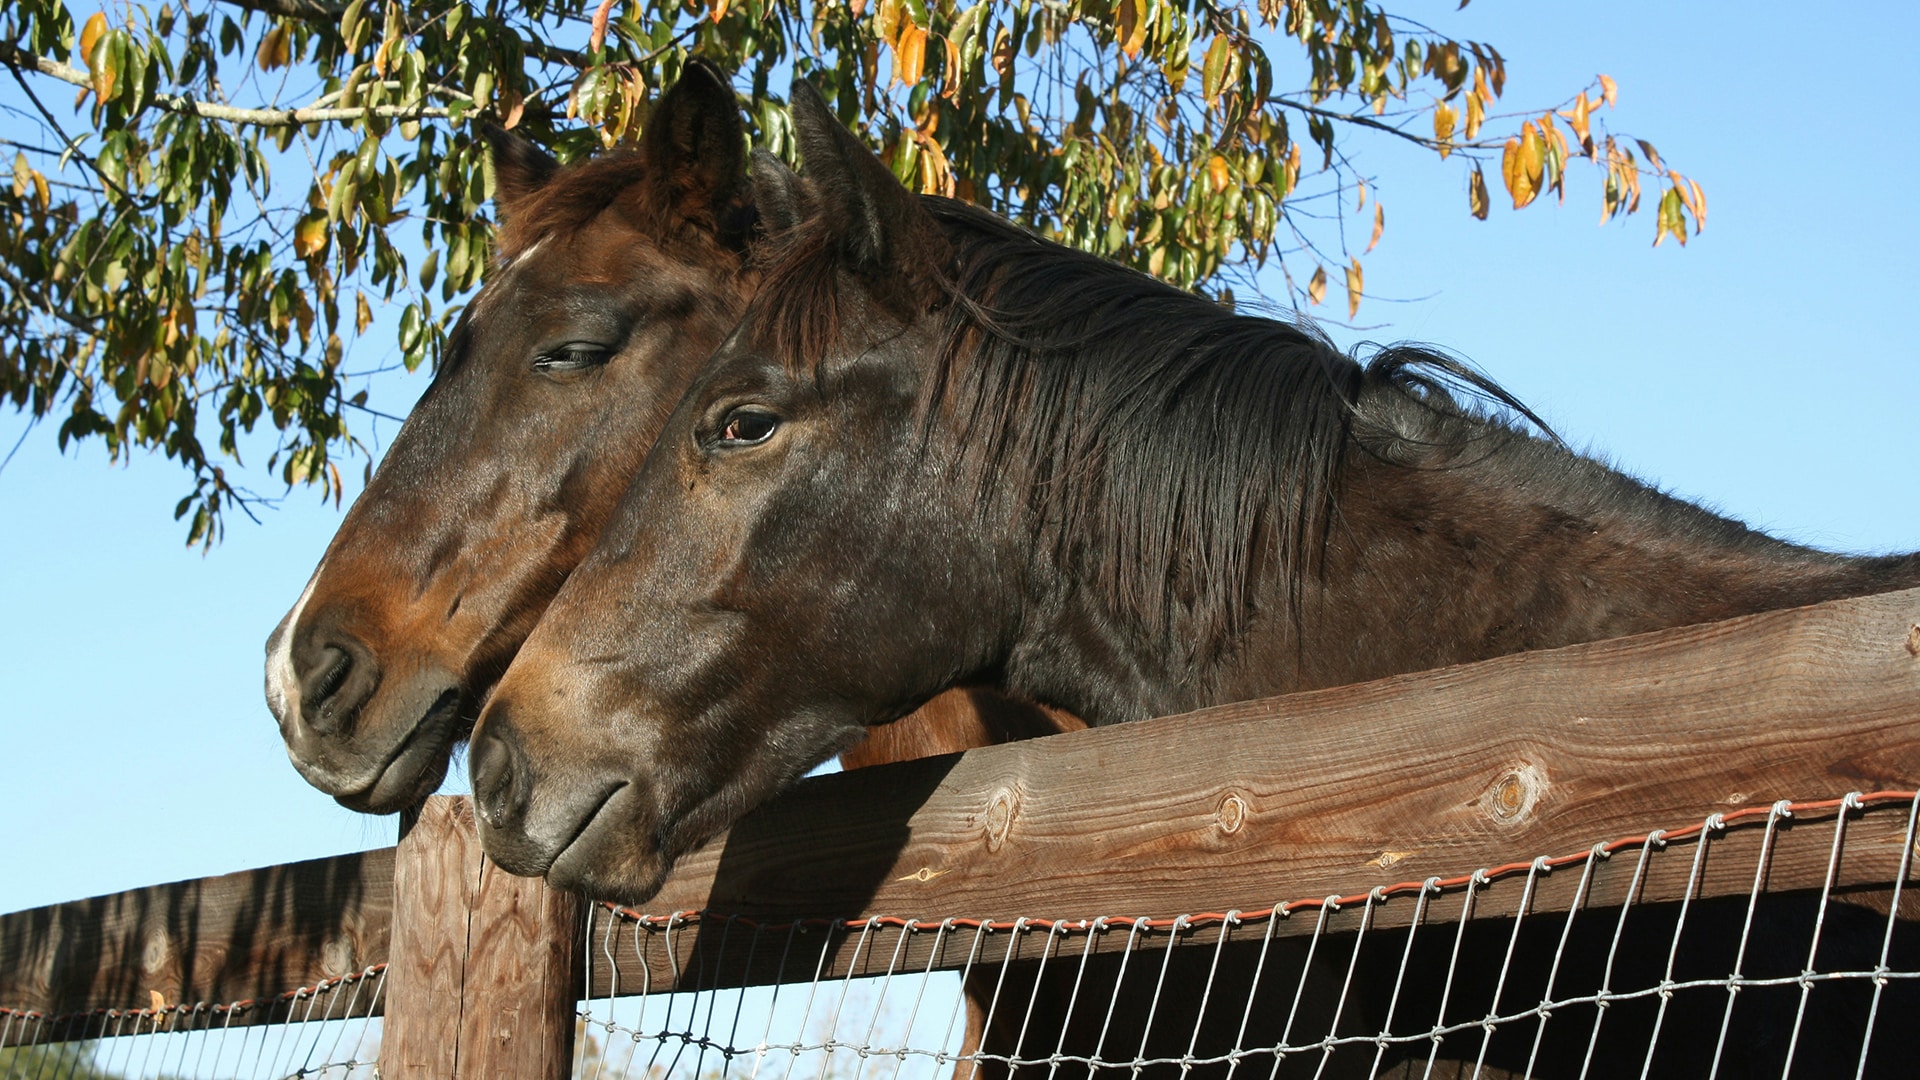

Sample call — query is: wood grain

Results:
[458,847,582,1077]
[382,796,583,1080]
[597,585,1920,993]
[0,848,391,1043]
[383,797,477,1080]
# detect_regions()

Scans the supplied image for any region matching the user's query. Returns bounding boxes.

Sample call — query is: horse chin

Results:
[296,687,465,814]
[537,785,676,903]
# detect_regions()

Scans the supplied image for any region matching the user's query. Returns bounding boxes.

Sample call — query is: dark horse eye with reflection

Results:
[718,409,779,445]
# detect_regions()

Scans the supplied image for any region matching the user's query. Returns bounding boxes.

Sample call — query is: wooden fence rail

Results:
[4,586,1919,1072]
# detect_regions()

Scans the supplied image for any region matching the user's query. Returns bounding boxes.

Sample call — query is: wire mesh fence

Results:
[4,790,1917,1079]
[0,965,384,1080]
[575,790,1920,1080]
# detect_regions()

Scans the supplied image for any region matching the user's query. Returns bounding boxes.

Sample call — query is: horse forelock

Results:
[743,217,846,377]
[494,144,751,266]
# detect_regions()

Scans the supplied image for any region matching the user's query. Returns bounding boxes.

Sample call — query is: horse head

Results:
[265,62,764,814]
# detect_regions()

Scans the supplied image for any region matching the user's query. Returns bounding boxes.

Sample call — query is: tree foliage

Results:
[0,0,1705,544]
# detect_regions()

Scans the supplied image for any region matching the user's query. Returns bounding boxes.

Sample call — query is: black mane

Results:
[753,197,1548,657]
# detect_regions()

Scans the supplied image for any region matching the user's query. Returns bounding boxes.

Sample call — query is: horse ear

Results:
[641,60,749,241]
[479,123,558,220]
[749,149,807,234]
[788,77,937,274]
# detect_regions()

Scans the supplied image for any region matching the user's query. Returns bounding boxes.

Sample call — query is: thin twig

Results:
[0,44,452,126]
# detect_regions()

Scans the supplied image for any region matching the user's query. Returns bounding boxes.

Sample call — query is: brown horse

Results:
[467,76,1920,901]
[264,64,1070,817]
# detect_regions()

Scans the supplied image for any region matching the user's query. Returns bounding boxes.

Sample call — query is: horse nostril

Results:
[296,636,376,737]
[471,715,531,833]
[311,647,352,708]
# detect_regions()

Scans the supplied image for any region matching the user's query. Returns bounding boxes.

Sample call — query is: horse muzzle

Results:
[469,701,676,902]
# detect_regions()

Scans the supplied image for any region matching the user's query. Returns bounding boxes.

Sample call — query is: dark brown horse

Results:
[467,77,1920,901]
[264,64,1072,817]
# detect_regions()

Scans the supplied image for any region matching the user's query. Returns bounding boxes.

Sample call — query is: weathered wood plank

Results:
[383,795,583,1080]
[384,797,477,1079]
[597,585,1920,993]
[0,848,391,1043]
[458,847,582,1077]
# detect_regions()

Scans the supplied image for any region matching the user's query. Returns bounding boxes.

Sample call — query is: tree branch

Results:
[212,0,587,68]
[1271,96,1442,150]
[0,43,451,126]
[0,261,100,337]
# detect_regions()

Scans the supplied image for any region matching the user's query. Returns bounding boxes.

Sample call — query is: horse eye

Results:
[720,410,779,445]
[533,344,613,374]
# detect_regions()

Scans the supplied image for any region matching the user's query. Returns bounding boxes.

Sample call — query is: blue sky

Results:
[3,1,1917,916]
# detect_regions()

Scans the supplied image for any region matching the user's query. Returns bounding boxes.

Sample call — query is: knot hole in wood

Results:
[985,788,1017,852]
[1482,762,1546,826]
[1216,791,1249,834]
[141,927,170,976]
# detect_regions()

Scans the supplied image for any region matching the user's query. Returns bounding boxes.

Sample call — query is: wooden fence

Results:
[4,586,1919,1078]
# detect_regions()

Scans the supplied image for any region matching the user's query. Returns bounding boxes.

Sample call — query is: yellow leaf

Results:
[1519,121,1544,196]
[710,0,729,22]
[991,27,1015,77]
[1207,153,1230,195]
[895,24,927,86]
[1344,257,1363,319]
[1499,136,1525,209]
[1464,84,1484,141]
[32,171,49,212]
[294,214,329,257]
[1687,177,1708,232]
[1366,201,1384,253]
[1669,171,1696,217]
[1468,165,1489,220]
[79,13,107,70]
[355,292,373,335]
[1432,100,1456,158]
[942,34,962,101]
[914,130,954,196]
[1354,176,1366,212]
[149,990,167,1020]
[588,0,615,51]
[257,23,291,72]
[1117,0,1147,58]
[1558,90,1594,157]
[877,0,904,46]
[1502,123,1542,210]
[1597,73,1618,109]
[1307,264,1327,306]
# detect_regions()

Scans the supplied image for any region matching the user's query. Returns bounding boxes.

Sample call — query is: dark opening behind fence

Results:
[4,586,1919,1078]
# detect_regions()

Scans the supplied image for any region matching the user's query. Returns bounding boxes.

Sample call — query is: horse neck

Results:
[1003,395,1920,724]
[1258,405,1920,696]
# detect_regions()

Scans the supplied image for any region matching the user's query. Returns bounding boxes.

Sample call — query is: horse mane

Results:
[750,198,1547,658]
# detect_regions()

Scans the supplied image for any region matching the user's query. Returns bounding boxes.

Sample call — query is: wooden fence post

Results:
[385,795,583,1079]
